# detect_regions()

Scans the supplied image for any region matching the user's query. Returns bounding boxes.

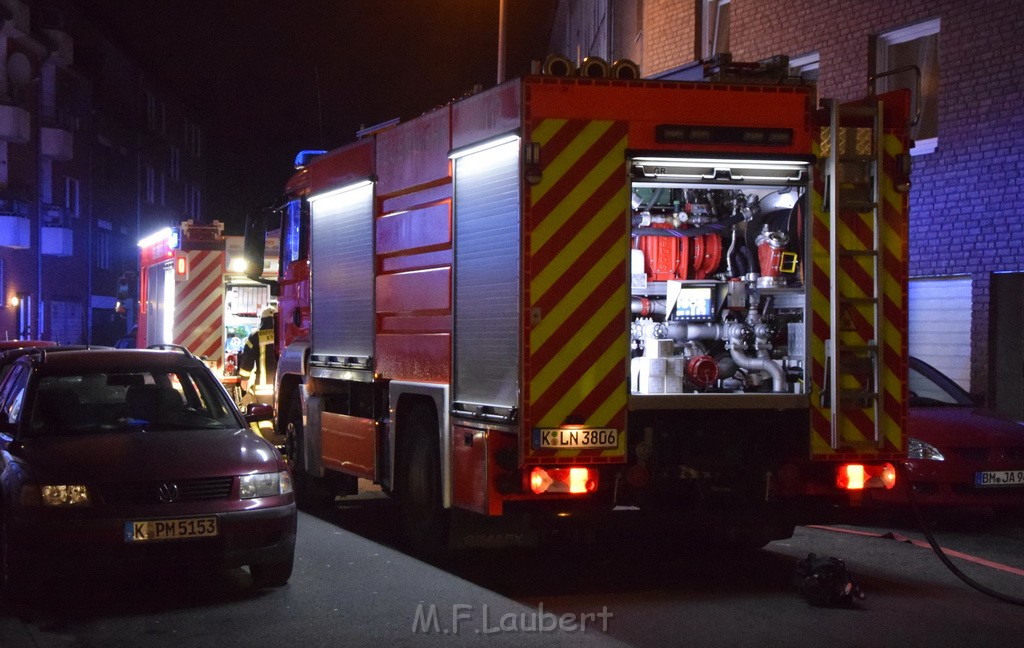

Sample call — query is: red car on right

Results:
[863,356,1024,511]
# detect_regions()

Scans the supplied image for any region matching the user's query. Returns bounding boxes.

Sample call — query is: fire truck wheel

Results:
[400,422,449,555]
[285,394,335,511]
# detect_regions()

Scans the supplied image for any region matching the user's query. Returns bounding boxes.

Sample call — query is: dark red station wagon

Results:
[0,349,296,592]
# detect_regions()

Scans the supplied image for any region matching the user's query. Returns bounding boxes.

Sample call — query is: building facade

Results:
[0,0,205,346]
[550,0,1024,417]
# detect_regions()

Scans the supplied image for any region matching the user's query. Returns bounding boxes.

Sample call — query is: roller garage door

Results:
[908,276,972,390]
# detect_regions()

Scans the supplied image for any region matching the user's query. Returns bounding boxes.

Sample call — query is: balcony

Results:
[0,104,30,143]
[41,126,74,160]
[41,204,73,256]
[0,215,30,248]
[41,225,73,256]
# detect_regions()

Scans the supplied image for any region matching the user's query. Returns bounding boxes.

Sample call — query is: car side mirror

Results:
[244,403,275,424]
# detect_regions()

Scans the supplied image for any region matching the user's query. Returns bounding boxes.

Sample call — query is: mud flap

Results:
[448,510,540,550]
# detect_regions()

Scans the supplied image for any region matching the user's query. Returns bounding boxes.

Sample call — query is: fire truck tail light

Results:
[530,468,552,494]
[568,468,590,494]
[837,463,896,490]
[528,467,597,495]
[175,256,188,276]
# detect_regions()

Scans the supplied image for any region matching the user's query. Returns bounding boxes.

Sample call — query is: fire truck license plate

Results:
[533,428,619,450]
[124,516,219,542]
[975,470,1024,487]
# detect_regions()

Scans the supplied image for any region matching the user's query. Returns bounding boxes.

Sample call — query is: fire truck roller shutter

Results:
[452,137,521,411]
[308,181,375,364]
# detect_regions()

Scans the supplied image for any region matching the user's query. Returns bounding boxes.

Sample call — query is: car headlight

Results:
[907,437,945,461]
[20,484,91,507]
[239,471,294,499]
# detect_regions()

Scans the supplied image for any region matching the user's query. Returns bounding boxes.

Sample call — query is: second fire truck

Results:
[245,55,912,550]
[137,220,278,408]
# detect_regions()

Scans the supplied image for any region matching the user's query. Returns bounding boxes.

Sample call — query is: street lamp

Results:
[497,0,506,84]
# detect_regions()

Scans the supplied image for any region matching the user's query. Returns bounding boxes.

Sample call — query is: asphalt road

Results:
[2,495,1022,648]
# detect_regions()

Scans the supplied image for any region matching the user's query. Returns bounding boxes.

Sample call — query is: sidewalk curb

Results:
[0,613,38,648]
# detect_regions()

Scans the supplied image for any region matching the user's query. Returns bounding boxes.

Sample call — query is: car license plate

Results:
[533,428,619,450]
[975,470,1024,487]
[124,516,219,542]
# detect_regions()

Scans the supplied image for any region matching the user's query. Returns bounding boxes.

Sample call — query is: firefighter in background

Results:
[238,305,278,406]
[238,305,282,445]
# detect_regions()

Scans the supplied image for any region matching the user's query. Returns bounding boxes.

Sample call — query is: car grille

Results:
[949,446,1024,463]
[100,477,234,505]
[949,447,989,462]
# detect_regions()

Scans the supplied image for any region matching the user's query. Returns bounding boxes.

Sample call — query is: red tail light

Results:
[837,463,896,490]
[529,467,598,495]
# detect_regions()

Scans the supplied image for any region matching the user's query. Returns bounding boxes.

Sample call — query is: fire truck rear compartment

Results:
[617,408,807,508]
[627,161,811,399]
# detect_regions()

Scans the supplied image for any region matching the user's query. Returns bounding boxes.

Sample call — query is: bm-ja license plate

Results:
[533,428,619,450]
[975,470,1024,487]
[125,516,219,542]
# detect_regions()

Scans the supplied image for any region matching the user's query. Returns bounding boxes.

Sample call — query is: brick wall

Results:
[641,0,696,73]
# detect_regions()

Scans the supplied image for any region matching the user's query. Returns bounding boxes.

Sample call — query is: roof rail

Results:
[146,344,197,359]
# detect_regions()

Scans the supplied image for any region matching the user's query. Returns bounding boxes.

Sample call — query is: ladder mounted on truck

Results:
[821,98,885,450]
[809,87,910,461]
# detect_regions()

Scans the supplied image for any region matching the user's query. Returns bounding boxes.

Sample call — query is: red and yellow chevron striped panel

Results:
[523,118,629,464]
[809,107,908,461]
[173,250,225,366]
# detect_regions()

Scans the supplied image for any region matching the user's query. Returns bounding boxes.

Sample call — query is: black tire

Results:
[283,394,304,473]
[0,512,12,595]
[250,557,294,588]
[0,511,28,601]
[399,413,449,555]
[285,394,335,511]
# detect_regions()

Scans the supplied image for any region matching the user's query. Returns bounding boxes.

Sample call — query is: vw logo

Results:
[157,482,179,503]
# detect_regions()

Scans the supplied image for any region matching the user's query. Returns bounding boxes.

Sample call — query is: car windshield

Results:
[908,359,974,407]
[27,366,241,436]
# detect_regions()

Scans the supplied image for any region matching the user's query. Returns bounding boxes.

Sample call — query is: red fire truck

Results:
[244,55,912,550]
[137,220,278,406]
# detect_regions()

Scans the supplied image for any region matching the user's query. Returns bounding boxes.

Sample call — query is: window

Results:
[27,367,239,435]
[0,365,29,424]
[876,19,939,155]
[95,221,111,270]
[701,0,730,59]
[170,147,181,181]
[49,300,84,345]
[64,176,80,217]
[789,52,819,83]
[283,199,308,264]
[15,293,31,338]
[145,166,156,203]
[186,184,201,219]
[145,92,158,131]
[186,122,202,158]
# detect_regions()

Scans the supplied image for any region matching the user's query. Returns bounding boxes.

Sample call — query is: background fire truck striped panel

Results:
[174,250,225,365]
[523,118,629,464]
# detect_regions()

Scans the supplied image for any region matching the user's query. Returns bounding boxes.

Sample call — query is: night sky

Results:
[77,0,558,232]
